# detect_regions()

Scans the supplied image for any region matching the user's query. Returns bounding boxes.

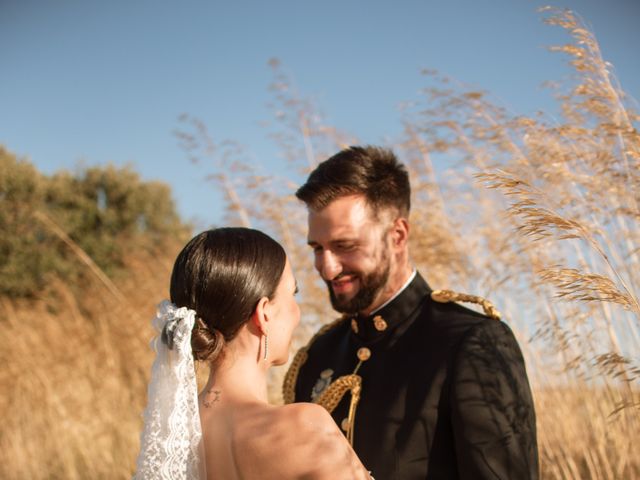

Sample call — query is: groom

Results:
[285,146,539,479]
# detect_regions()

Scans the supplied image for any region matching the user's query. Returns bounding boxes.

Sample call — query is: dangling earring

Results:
[263,333,268,361]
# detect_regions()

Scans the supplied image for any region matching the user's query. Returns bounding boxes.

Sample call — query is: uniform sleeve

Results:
[450,320,539,479]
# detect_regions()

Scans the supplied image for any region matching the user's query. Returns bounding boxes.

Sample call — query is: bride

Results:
[134,228,370,479]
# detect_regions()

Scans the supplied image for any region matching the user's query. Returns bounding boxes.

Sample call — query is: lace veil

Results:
[133,300,206,480]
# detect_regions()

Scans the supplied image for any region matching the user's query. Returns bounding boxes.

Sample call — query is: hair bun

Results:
[191,316,225,363]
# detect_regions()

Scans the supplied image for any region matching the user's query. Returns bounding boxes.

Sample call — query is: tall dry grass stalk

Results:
[1,7,637,479]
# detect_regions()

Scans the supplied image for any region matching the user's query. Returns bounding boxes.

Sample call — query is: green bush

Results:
[0,146,190,297]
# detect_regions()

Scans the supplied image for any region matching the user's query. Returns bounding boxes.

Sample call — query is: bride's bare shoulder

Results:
[275,402,336,430]
[262,403,369,479]
[224,402,370,479]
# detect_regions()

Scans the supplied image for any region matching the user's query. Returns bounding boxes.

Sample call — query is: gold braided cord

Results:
[282,316,348,404]
[347,386,362,447]
[282,350,308,404]
[313,374,362,413]
[345,379,362,445]
[430,289,502,320]
[313,374,362,445]
[282,316,365,446]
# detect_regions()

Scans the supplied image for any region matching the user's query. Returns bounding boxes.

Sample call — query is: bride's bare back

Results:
[200,397,369,480]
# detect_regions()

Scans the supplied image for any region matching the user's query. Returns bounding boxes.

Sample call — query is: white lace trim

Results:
[133,301,205,480]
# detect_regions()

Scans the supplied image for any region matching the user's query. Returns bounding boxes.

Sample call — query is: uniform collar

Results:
[349,271,430,342]
[370,269,417,315]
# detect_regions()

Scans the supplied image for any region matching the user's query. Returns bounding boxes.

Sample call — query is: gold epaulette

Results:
[282,316,348,405]
[430,289,501,320]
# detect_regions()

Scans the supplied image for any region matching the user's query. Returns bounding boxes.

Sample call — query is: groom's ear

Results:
[250,296,270,335]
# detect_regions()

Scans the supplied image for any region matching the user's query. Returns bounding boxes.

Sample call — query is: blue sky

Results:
[1,0,638,229]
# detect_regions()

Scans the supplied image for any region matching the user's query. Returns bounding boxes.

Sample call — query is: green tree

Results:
[0,147,190,297]
[0,147,60,295]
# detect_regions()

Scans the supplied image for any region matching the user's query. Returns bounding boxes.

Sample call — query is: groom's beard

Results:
[327,250,391,315]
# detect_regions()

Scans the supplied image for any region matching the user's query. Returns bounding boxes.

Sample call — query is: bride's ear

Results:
[251,296,270,336]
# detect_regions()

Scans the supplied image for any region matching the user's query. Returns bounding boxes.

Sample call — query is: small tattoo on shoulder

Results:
[203,389,221,408]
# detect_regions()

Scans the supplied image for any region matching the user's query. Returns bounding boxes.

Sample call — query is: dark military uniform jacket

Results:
[288,273,538,479]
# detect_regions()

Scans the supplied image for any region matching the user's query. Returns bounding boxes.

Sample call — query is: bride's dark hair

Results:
[169,227,287,364]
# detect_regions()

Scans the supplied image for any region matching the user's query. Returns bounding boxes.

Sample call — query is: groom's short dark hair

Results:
[295,145,411,218]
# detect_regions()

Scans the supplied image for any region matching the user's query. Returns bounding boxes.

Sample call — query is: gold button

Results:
[341,418,350,431]
[357,347,371,361]
[351,318,359,333]
[373,315,387,331]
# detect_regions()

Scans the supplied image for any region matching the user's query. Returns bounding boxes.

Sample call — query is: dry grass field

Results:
[0,247,176,478]
[1,8,638,479]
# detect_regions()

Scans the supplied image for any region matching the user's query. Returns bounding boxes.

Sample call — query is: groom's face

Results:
[306,194,394,315]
